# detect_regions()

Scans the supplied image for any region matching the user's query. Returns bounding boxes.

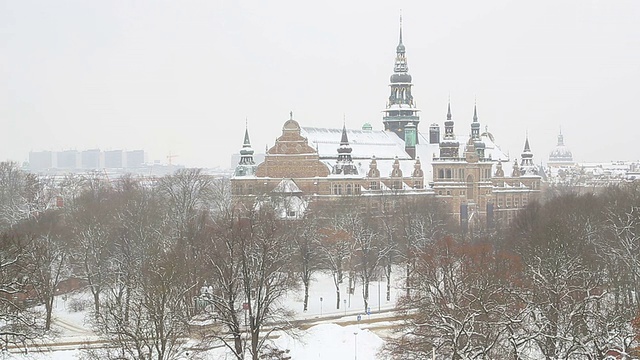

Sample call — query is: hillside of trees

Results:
[0,161,639,359]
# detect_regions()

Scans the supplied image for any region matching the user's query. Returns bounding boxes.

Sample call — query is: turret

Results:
[382,14,420,140]
[333,123,358,175]
[439,101,460,158]
[234,122,258,177]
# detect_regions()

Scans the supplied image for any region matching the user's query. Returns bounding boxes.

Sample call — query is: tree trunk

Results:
[363,279,369,312]
[406,261,411,297]
[303,278,309,312]
[386,263,391,302]
[45,295,54,330]
[336,284,341,310]
[251,327,259,360]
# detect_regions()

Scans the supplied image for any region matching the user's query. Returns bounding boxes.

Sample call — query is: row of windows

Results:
[332,183,360,195]
[436,168,492,180]
[496,195,528,209]
[369,180,423,191]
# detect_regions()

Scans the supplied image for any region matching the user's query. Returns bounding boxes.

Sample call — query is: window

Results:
[514,198,519,208]
[414,181,422,189]
[287,211,296,217]
[393,180,402,189]
[346,184,352,195]
[506,197,511,208]
[247,184,253,194]
[446,169,452,179]
[370,181,379,190]
[438,169,444,179]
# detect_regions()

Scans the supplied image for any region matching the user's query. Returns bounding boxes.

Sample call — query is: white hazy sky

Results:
[1,0,639,169]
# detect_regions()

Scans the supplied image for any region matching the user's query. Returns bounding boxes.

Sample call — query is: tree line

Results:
[1,161,639,359]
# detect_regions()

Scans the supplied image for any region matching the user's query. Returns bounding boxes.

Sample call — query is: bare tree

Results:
[336,209,385,312]
[383,237,523,359]
[0,231,45,352]
[17,210,69,331]
[290,212,323,312]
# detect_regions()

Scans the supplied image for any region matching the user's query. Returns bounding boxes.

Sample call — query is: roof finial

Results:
[447,99,452,121]
[399,9,403,44]
[289,111,293,120]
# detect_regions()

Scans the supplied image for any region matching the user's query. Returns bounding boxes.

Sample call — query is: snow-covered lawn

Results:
[5,269,406,359]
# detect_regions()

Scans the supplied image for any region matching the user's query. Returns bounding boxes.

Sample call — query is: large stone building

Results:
[231,18,541,228]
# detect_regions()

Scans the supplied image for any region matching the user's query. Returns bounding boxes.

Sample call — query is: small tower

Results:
[470,104,486,159]
[368,156,380,177]
[439,101,460,158]
[412,157,424,189]
[382,14,420,140]
[512,159,521,177]
[520,135,538,175]
[333,124,358,175]
[494,161,505,177]
[234,123,258,177]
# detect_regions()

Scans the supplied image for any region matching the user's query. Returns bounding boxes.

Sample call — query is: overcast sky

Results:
[1,0,639,169]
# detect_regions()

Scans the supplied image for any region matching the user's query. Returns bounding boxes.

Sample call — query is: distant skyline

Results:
[2,1,639,168]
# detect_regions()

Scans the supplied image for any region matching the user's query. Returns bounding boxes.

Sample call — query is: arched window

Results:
[346,184,352,195]
[438,169,444,179]
[466,174,475,199]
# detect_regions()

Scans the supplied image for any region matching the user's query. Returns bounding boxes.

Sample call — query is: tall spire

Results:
[383,12,419,140]
[447,100,452,121]
[399,10,403,47]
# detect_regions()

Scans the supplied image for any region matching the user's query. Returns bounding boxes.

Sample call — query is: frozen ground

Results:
[5,269,406,359]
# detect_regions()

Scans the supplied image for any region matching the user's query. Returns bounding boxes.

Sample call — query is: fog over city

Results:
[1,0,639,168]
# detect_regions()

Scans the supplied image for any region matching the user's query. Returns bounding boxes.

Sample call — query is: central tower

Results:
[382,14,420,141]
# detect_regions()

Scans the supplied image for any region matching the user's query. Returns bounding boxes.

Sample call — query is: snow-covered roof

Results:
[301,127,411,160]
[299,125,515,183]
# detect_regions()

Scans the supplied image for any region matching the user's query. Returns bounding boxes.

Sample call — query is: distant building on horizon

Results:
[28,149,149,173]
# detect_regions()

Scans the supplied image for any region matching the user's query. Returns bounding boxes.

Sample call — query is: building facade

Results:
[231,18,541,228]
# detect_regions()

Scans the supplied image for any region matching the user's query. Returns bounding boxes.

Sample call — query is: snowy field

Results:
[5,270,406,360]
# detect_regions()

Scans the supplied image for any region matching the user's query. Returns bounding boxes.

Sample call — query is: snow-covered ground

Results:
[5,270,406,360]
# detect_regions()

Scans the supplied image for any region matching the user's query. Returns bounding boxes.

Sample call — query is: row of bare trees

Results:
[383,184,640,359]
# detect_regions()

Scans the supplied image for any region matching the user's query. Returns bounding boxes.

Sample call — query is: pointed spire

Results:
[473,103,478,123]
[237,120,256,169]
[447,101,452,121]
[340,123,349,146]
[399,10,403,46]
[243,119,251,146]
[523,135,531,153]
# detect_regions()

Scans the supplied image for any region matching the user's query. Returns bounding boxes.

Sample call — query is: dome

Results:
[396,43,405,53]
[549,146,573,162]
[390,73,412,83]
